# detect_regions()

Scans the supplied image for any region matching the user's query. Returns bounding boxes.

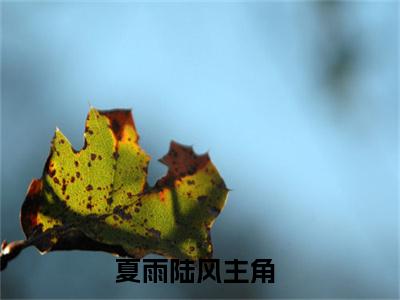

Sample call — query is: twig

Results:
[0,224,74,271]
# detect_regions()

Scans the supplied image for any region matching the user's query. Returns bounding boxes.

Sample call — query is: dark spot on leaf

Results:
[111,119,121,139]
[134,208,140,213]
[218,182,227,190]
[53,177,60,184]
[113,205,132,220]
[208,206,220,217]
[61,183,67,195]
[98,155,102,160]
[189,246,195,252]
[197,195,208,203]
[99,109,138,142]
[107,198,113,205]
[66,195,70,200]
[127,192,132,198]
[49,169,56,178]
[71,176,75,183]
[113,152,119,160]
[74,161,79,167]
[91,153,97,161]
[187,180,195,185]
[188,166,196,175]
[88,196,92,201]
[87,203,93,210]
[88,162,92,167]
[86,184,93,191]
[146,228,161,239]
[76,172,81,178]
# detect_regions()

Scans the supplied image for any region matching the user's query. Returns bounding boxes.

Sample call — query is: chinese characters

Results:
[116,258,274,284]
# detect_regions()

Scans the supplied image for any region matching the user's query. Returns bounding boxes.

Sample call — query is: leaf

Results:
[2,108,229,269]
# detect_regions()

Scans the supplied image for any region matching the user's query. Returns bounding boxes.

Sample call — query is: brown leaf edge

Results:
[1,108,229,271]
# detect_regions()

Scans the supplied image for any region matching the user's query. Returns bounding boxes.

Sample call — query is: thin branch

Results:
[1,225,74,271]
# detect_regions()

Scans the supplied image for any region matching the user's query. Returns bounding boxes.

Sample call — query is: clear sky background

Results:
[1,1,398,298]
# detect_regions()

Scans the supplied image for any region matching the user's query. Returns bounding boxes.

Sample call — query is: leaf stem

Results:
[0,224,74,271]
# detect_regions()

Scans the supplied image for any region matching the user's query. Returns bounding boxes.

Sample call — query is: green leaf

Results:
[19,108,229,261]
